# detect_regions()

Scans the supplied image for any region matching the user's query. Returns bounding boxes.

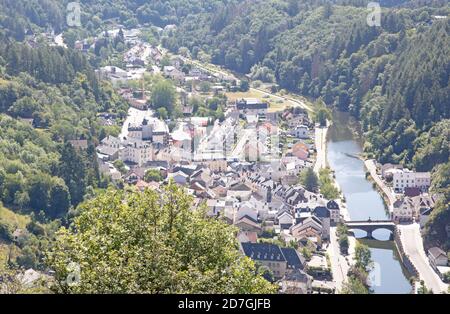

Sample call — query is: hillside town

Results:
[7,21,447,295]
[66,26,341,294]
[82,26,448,294]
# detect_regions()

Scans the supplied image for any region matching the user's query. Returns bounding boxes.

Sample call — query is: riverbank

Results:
[314,121,356,293]
[364,159,395,213]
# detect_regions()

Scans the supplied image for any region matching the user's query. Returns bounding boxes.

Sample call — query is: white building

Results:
[128,118,169,144]
[119,139,153,166]
[393,169,431,193]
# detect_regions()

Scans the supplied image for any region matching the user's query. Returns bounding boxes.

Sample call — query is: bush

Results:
[0,221,12,241]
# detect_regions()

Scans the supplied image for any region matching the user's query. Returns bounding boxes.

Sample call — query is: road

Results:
[313,125,328,174]
[364,159,396,209]
[178,54,314,113]
[250,87,313,112]
[397,224,448,293]
[327,226,357,293]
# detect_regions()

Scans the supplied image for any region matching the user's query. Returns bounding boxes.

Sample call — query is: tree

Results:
[417,280,433,294]
[315,107,331,127]
[113,160,127,175]
[58,143,86,206]
[156,107,168,120]
[354,243,372,271]
[239,80,249,92]
[319,168,339,199]
[48,180,71,218]
[151,78,176,113]
[341,277,369,294]
[299,168,319,192]
[144,169,163,183]
[46,184,277,294]
[199,81,211,93]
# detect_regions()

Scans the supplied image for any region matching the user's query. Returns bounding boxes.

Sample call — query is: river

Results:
[326,111,412,294]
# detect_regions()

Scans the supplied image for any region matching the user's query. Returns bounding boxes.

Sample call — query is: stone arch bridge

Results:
[344,219,396,239]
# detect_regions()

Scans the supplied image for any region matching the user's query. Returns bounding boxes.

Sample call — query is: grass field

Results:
[225,89,292,113]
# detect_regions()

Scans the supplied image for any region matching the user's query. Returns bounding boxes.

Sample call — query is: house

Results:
[280,247,306,271]
[393,169,431,193]
[312,206,331,240]
[135,179,159,192]
[240,243,287,279]
[18,269,44,288]
[119,139,153,166]
[237,230,258,243]
[392,194,436,223]
[278,211,294,230]
[428,247,448,267]
[98,161,122,181]
[292,125,309,139]
[392,197,414,223]
[290,216,323,243]
[280,269,313,294]
[206,199,226,217]
[68,139,88,150]
[404,187,421,197]
[168,170,189,185]
[235,98,268,116]
[381,163,403,179]
[97,145,119,161]
[163,66,185,82]
[228,182,253,201]
[234,215,262,235]
[326,200,340,225]
[128,118,169,144]
[289,142,309,161]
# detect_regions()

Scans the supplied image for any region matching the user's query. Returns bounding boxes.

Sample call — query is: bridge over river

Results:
[344,219,396,239]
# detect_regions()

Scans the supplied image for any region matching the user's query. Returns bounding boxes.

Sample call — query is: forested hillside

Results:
[0,12,128,270]
[163,1,449,165]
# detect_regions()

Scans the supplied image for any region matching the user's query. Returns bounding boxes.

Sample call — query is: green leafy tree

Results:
[46,184,276,294]
[151,78,176,113]
[48,180,71,219]
[341,277,369,294]
[354,243,372,271]
[58,143,86,206]
[144,169,163,183]
[299,168,319,192]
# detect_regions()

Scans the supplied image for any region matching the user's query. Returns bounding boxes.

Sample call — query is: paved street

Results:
[313,125,329,174]
[364,159,396,209]
[398,223,448,293]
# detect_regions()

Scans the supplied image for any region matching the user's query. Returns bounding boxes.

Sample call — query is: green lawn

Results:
[225,89,292,113]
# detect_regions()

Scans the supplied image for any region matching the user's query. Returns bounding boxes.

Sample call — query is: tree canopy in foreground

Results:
[46,183,276,293]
